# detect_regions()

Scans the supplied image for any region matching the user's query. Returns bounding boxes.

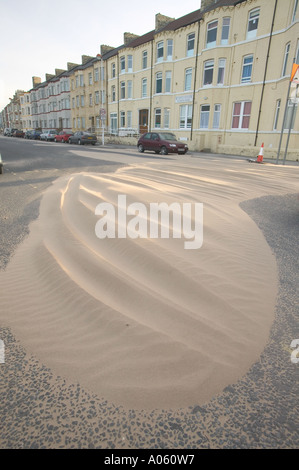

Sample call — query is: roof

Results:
[101,0,247,59]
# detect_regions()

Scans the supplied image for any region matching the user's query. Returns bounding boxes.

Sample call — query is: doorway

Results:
[139,109,149,134]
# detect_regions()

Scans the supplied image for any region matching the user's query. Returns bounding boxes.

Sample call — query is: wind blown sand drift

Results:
[1,160,283,409]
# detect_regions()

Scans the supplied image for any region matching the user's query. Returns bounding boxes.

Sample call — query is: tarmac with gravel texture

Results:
[0,149,298,449]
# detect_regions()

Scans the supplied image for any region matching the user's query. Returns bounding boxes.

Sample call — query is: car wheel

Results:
[160,146,168,155]
[0,165,3,175]
[138,144,144,153]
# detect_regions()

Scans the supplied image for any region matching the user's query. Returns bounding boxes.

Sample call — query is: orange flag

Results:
[290,63,299,82]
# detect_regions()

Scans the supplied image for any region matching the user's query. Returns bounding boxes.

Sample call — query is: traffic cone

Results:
[256,143,264,163]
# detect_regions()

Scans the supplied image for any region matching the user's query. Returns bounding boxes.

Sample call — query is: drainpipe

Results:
[117,52,120,135]
[191,19,201,141]
[149,39,154,132]
[254,0,278,147]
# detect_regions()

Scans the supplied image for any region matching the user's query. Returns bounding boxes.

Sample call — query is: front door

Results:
[139,109,148,134]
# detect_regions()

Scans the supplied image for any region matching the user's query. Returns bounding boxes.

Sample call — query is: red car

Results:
[137,132,188,155]
[54,131,73,143]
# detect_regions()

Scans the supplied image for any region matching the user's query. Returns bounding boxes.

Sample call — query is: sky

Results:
[0,0,201,110]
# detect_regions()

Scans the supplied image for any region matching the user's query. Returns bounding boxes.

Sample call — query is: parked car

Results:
[4,128,12,136]
[137,132,188,155]
[8,128,18,137]
[25,130,42,140]
[68,131,97,145]
[40,130,57,141]
[12,129,25,138]
[54,131,73,143]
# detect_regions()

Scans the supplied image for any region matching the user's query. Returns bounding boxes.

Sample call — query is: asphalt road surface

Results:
[0,135,298,451]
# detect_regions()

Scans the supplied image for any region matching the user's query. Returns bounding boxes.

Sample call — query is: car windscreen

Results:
[159,133,177,141]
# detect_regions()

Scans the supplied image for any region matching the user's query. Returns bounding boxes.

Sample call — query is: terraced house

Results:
[100,0,299,157]
[69,53,108,133]
[29,70,72,132]
[2,0,298,159]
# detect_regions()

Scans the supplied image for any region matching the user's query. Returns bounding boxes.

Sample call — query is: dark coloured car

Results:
[12,129,25,138]
[137,132,188,155]
[68,131,97,145]
[25,130,42,140]
[54,131,74,143]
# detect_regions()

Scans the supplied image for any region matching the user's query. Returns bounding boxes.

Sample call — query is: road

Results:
[0,136,176,269]
[0,136,298,450]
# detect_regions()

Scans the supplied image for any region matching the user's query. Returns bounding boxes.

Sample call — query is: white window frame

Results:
[179,105,192,129]
[241,55,254,83]
[213,104,221,129]
[127,55,133,73]
[120,56,126,74]
[165,71,172,93]
[200,104,210,129]
[273,99,281,130]
[292,0,298,22]
[120,81,125,99]
[157,42,164,62]
[156,72,162,94]
[296,39,299,64]
[155,108,162,128]
[217,58,226,85]
[127,111,132,128]
[231,101,252,129]
[111,86,115,102]
[120,111,125,127]
[110,113,117,134]
[247,8,260,40]
[282,43,291,77]
[206,21,218,48]
[142,78,147,98]
[167,39,173,60]
[284,99,298,129]
[185,68,192,91]
[203,60,214,86]
[164,108,170,128]
[142,51,148,69]
[127,80,133,99]
[187,33,195,57]
[221,17,230,45]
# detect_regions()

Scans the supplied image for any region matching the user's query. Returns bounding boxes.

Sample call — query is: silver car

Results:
[40,130,57,141]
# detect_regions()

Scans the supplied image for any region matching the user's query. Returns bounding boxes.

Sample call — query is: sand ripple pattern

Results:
[0,162,278,409]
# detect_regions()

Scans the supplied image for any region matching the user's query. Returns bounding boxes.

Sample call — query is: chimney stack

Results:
[100,44,115,55]
[67,62,79,71]
[201,0,218,11]
[155,13,175,31]
[123,32,139,45]
[32,76,41,88]
[81,55,94,65]
[55,68,66,76]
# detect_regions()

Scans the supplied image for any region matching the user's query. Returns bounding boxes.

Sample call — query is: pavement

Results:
[0,140,298,449]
